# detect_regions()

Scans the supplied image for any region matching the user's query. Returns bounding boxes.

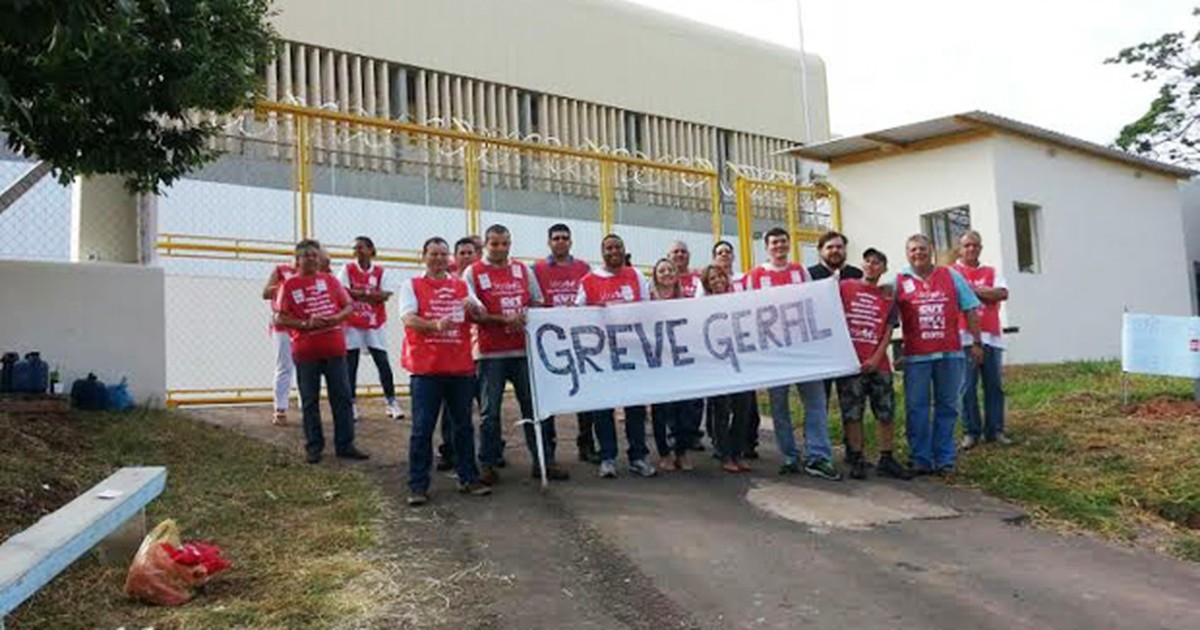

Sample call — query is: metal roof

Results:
[786,111,1195,179]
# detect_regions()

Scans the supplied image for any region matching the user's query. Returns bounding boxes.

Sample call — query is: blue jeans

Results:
[904,357,966,470]
[478,356,557,466]
[295,355,356,456]
[409,375,479,494]
[767,381,833,465]
[592,406,650,463]
[961,345,1005,440]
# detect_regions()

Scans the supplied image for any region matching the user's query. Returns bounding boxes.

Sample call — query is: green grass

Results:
[2,408,386,630]
[771,361,1200,560]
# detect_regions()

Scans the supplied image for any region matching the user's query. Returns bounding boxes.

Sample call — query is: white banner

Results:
[525,279,859,418]
[1121,312,1200,378]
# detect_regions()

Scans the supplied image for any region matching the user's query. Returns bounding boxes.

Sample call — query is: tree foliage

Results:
[1107,8,1200,168]
[0,0,276,192]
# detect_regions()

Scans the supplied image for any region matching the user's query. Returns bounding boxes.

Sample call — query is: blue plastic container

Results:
[13,352,49,394]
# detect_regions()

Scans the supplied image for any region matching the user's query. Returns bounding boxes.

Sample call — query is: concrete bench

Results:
[0,466,167,628]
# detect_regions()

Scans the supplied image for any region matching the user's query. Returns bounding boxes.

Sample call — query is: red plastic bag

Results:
[124,519,231,606]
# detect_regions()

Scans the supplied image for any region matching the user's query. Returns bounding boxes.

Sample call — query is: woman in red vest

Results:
[894,234,983,475]
[339,236,404,422]
[262,254,299,426]
[649,258,696,472]
[400,236,491,506]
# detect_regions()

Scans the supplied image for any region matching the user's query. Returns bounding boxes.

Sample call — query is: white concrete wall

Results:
[1178,179,1200,314]
[0,260,166,404]
[271,0,829,143]
[990,134,1192,363]
[828,139,1002,278]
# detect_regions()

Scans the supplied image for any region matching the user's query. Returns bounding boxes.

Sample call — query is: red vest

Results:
[402,276,475,376]
[953,262,1002,338]
[470,260,533,354]
[896,267,963,357]
[270,264,297,333]
[534,258,590,307]
[747,262,809,290]
[680,270,702,297]
[344,261,387,330]
[276,273,351,362]
[580,267,643,305]
[840,279,894,373]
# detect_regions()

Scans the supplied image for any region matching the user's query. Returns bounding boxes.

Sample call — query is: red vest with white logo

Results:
[896,267,962,357]
[470,260,533,354]
[952,262,1002,339]
[402,275,475,376]
[534,258,590,307]
[581,267,643,305]
[275,273,351,362]
[840,279,894,373]
[270,264,298,333]
[680,271,702,297]
[345,262,387,330]
[747,262,809,290]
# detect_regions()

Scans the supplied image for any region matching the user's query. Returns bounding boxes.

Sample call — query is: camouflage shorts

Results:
[834,370,895,424]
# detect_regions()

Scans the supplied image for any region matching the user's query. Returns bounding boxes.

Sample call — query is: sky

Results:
[624,0,1193,145]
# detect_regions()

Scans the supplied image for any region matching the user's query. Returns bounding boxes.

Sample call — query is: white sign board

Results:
[1121,312,1200,378]
[525,279,860,418]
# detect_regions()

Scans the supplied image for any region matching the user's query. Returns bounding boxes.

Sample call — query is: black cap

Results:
[862,248,887,264]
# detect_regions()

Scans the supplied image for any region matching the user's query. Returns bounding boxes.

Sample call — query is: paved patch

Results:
[745,480,959,532]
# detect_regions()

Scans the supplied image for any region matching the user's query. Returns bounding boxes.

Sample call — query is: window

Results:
[921,205,971,263]
[1014,202,1041,273]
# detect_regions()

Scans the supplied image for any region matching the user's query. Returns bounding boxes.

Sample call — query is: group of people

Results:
[264,221,1010,507]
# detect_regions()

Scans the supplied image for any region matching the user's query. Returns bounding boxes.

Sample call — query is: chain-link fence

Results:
[733,175,841,271]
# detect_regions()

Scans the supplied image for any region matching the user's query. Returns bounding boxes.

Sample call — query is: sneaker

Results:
[531,464,571,481]
[479,465,499,486]
[407,493,429,506]
[676,453,695,471]
[458,481,492,496]
[336,447,370,461]
[960,435,978,451]
[991,433,1013,446]
[272,410,288,426]
[804,459,843,481]
[849,458,869,480]
[629,459,658,478]
[599,460,618,478]
[306,451,322,464]
[351,402,359,420]
[658,456,678,472]
[386,400,406,421]
[778,461,801,475]
[721,461,741,473]
[435,455,455,472]
[876,455,914,480]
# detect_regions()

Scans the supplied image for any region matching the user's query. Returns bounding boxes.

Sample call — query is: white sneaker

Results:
[959,435,977,451]
[629,459,657,478]
[599,460,618,478]
[386,400,405,421]
[992,433,1013,446]
[351,402,359,420]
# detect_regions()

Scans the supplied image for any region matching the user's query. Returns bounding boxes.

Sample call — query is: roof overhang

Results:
[786,111,1196,179]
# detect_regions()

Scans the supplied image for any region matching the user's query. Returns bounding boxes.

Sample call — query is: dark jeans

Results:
[592,406,650,463]
[437,372,480,460]
[296,355,356,456]
[347,347,396,400]
[961,345,1006,440]
[577,414,597,451]
[711,391,755,463]
[409,375,479,494]
[478,356,557,466]
[652,401,698,457]
[681,398,704,446]
[745,394,761,453]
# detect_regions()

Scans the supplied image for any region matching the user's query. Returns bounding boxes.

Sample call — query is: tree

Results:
[0,0,276,193]
[1107,8,1200,168]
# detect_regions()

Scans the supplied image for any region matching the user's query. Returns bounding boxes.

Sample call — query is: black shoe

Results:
[935,466,956,478]
[306,451,322,464]
[578,443,599,464]
[436,456,455,472]
[336,447,370,461]
[743,448,760,460]
[479,465,499,486]
[778,462,801,475]
[458,481,492,496]
[690,443,706,452]
[876,455,914,480]
[849,458,869,480]
[532,463,571,481]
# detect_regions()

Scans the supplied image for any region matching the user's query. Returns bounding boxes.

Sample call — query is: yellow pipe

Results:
[464,141,481,235]
[831,188,843,231]
[735,177,754,273]
[599,161,615,235]
[256,101,716,178]
[710,174,722,243]
[785,187,800,262]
